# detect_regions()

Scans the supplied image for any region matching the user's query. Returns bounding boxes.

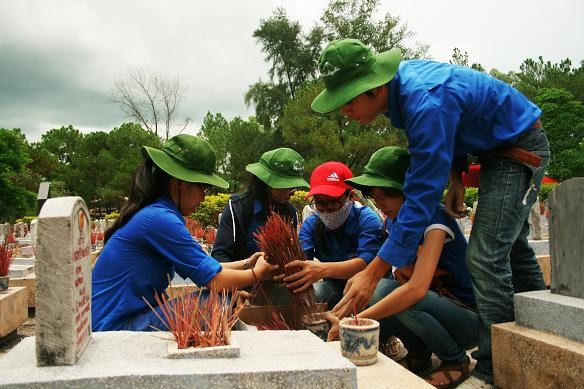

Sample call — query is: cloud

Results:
[1,0,583,143]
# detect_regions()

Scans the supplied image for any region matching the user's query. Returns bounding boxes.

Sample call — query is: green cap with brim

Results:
[345,146,410,192]
[142,134,229,189]
[246,148,309,189]
[311,39,401,113]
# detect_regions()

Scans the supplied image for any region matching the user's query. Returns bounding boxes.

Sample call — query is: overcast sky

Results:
[1,0,583,142]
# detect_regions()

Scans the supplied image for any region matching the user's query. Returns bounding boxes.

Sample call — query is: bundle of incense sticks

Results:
[253,212,317,316]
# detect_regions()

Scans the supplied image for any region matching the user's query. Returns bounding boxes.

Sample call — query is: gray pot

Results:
[0,275,9,292]
[339,317,379,366]
[302,313,331,342]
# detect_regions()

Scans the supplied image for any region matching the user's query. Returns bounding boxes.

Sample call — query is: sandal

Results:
[397,352,433,374]
[425,356,471,389]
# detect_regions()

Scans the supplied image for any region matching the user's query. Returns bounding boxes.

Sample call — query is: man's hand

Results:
[282,260,324,294]
[332,264,384,318]
[444,171,466,219]
[323,311,340,341]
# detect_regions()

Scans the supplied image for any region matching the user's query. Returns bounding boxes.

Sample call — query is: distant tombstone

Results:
[36,197,92,366]
[548,178,584,299]
[29,219,38,248]
[528,197,542,240]
[3,223,11,238]
[37,182,51,215]
[15,222,25,238]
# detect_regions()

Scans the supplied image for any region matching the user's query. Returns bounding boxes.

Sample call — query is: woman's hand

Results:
[253,256,280,281]
[282,260,324,294]
[323,311,340,341]
[245,251,264,269]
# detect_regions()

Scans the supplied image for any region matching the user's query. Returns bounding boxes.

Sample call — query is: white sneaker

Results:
[456,375,494,388]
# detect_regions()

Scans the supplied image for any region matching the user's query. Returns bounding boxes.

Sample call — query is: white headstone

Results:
[36,197,92,366]
[15,222,25,238]
[29,219,38,249]
[528,197,542,240]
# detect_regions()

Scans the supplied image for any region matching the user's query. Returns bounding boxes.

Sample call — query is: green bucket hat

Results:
[311,38,401,113]
[142,134,229,189]
[246,148,309,189]
[345,146,410,192]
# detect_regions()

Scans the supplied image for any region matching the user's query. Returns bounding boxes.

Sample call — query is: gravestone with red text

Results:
[35,197,92,366]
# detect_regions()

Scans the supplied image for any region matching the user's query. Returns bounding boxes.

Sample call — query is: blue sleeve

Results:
[299,215,317,260]
[378,94,462,267]
[143,211,221,286]
[356,208,383,263]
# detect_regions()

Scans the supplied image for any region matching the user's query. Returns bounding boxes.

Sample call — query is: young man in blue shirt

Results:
[282,161,383,309]
[312,39,549,387]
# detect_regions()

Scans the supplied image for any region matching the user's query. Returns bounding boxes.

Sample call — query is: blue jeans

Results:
[466,126,550,383]
[371,278,479,363]
[315,278,390,310]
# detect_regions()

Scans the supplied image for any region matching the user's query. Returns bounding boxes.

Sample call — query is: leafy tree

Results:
[0,128,36,221]
[102,123,161,211]
[38,125,82,165]
[504,57,584,103]
[280,81,407,173]
[449,47,485,72]
[247,8,324,133]
[321,0,429,58]
[200,114,272,191]
[200,113,231,175]
[535,88,584,180]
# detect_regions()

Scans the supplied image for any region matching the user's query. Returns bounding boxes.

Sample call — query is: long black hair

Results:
[244,175,297,222]
[104,158,171,243]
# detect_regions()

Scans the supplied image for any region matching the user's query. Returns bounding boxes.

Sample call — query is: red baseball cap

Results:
[307,161,354,198]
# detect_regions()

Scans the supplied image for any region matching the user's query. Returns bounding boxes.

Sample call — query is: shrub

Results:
[105,212,120,220]
[464,187,479,208]
[290,190,309,213]
[190,193,230,227]
[15,216,37,224]
[538,183,558,201]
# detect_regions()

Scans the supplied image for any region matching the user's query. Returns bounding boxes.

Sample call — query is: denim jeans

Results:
[315,278,390,310]
[371,278,479,363]
[466,126,550,383]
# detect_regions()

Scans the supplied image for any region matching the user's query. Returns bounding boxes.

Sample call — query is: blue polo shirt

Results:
[378,60,541,265]
[300,204,383,265]
[387,206,475,306]
[92,196,222,331]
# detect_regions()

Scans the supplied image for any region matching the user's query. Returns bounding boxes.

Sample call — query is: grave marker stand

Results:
[35,197,92,366]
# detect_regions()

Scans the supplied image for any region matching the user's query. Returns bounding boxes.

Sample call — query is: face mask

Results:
[317,199,353,230]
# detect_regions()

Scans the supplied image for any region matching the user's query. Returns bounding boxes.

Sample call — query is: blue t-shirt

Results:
[388,206,474,306]
[92,196,222,331]
[378,60,541,266]
[300,204,383,267]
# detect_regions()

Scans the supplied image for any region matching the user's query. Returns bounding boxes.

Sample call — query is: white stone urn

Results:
[339,317,380,366]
